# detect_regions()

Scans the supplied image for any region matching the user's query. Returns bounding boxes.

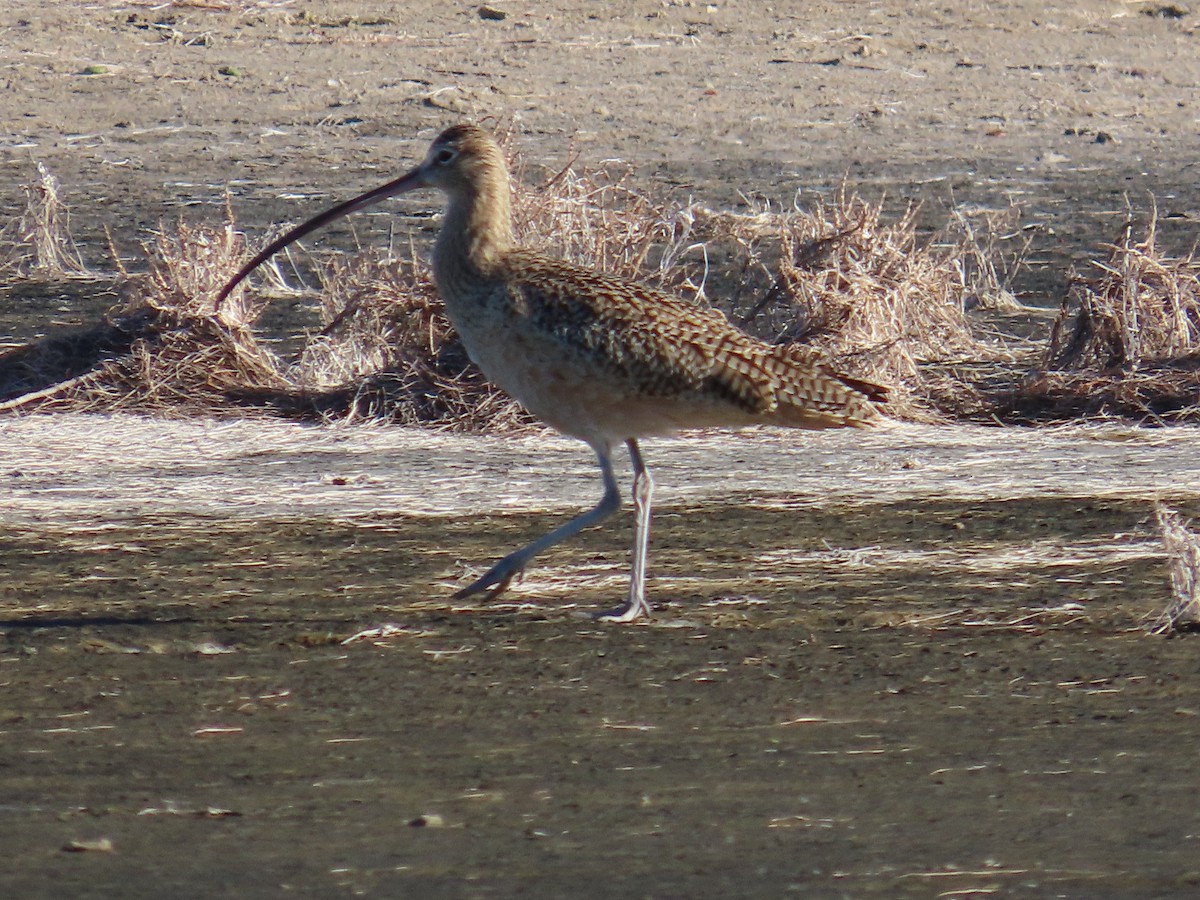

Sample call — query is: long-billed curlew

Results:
[215,124,886,622]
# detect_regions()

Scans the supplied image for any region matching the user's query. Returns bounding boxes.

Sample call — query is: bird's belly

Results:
[461,329,616,439]
[460,325,759,446]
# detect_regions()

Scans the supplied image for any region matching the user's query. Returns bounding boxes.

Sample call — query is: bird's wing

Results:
[498,251,886,429]
[501,251,780,414]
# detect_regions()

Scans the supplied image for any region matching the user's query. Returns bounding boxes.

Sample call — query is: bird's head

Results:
[412,124,508,197]
[214,123,508,309]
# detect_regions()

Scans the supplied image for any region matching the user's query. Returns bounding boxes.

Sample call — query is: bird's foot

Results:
[453,560,523,601]
[592,596,651,623]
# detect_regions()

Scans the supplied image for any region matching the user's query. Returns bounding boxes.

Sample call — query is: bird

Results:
[215,123,887,622]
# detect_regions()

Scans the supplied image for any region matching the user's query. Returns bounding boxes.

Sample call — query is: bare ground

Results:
[3,414,1200,896]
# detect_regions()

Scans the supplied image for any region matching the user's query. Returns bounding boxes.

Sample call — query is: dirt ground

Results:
[4,1,1200,897]
[3,414,1200,898]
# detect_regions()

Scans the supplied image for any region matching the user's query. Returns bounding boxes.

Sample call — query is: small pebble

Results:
[408,813,445,828]
[63,838,114,853]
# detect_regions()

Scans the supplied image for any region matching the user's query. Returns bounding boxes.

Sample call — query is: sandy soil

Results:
[4,2,1200,896]
[0,411,1197,897]
[3,414,1200,897]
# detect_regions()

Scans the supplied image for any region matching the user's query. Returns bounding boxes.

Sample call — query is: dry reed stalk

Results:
[993,202,1200,423]
[1048,204,1200,372]
[0,163,91,279]
[1149,505,1200,634]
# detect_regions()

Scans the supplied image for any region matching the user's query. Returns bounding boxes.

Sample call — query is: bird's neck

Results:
[433,170,514,292]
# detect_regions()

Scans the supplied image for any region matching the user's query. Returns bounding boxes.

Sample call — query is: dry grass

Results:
[1048,204,1200,371]
[1003,365,1200,424]
[6,135,1195,429]
[940,202,1038,315]
[105,219,289,411]
[688,191,1011,417]
[1149,505,1200,634]
[0,216,287,415]
[0,144,1004,423]
[1001,204,1200,422]
[0,163,91,280]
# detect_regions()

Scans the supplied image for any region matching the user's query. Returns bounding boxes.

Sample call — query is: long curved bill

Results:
[215,164,429,308]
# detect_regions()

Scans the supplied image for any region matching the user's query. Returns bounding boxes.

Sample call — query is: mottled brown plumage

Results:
[216,123,887,622]
[496,250,882,428]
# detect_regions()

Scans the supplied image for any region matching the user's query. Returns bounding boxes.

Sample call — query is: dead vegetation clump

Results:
[1005,206,1200,422]
[0,133,1034,426]
[0,218,288,415]
[0,163,91,280]
[290,149,1002,425]
[1150,505,1200,634]
[941,203,1036,315]
[290,250,527,429]
[107,219,290,411]
[0,148,1005,423]
[689,191,1011,417]
[1049,207,1200,371]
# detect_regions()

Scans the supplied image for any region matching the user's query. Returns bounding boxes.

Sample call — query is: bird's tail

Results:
[769,345,889,430]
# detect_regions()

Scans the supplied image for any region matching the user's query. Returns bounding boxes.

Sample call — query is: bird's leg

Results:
[594,439,654,622]
[453,444,621,602]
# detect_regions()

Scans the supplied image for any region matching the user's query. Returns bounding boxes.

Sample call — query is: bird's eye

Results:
[434,147,456,165]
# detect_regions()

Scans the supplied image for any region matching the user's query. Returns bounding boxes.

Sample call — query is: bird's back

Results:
[441,248,885,445]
